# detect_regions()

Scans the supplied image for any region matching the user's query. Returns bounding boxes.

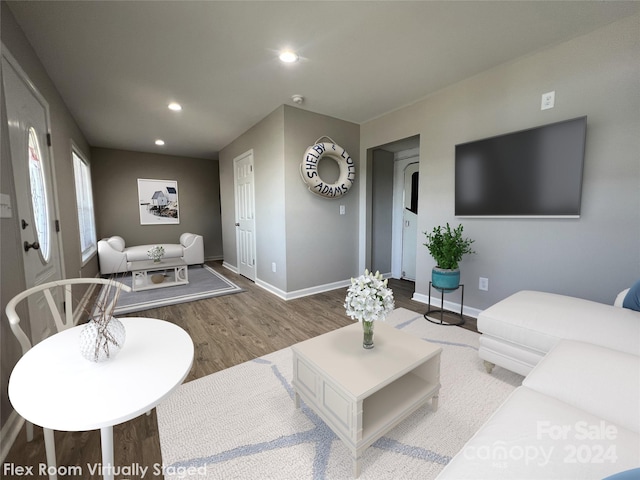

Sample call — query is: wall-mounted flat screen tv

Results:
[455,116,587,217]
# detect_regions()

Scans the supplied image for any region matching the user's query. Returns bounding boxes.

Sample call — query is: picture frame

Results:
[137,178,179,225]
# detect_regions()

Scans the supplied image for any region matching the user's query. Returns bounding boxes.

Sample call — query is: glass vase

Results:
[79,317,126,362]
[362,320,374,349]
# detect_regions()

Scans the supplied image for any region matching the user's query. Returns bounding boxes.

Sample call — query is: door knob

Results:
[24,241,40,252]
[235,223,240,227]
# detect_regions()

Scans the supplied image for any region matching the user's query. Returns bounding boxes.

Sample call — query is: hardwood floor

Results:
[3,261,476,479]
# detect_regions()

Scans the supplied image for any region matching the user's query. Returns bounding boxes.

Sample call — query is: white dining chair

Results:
[5,277,131,480]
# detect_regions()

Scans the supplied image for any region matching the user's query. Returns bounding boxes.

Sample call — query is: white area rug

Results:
[100,265,243,315]
[157,308,523,479]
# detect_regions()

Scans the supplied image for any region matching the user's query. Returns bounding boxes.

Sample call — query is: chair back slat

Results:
[42,288,66,332]
[5,278,132,350]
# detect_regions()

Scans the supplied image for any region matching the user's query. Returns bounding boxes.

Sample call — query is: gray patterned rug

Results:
[100,265,243,315]
[157,308,522,479]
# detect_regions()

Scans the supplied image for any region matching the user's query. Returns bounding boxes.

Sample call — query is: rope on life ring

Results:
[299,136,356,199]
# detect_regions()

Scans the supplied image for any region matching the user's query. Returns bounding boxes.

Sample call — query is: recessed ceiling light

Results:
[279,51,298,63]
[168,102,182,111]
[155,139,165,146]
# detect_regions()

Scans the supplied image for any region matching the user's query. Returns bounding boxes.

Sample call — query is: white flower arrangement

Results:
[147,245,165,262]
[344,269,395,322]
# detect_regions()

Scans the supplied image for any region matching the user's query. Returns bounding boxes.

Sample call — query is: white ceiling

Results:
[7,1,638,160]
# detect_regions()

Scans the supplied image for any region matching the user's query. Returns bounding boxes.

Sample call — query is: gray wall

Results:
[219,105,360,294]
[1,2,94,428]
[283,106,360,292]
[361,14,640,309]
[219,107,287,290]
[371,149,394,275]
[91,148,223,259]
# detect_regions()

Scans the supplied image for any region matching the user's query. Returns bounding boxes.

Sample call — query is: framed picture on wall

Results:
[137,178,180,225]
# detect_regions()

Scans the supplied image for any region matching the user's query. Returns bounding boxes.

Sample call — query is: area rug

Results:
[100,265,243,315]
[157,308,523,480]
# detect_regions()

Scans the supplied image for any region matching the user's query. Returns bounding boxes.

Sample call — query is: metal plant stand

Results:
[424,282,465,326]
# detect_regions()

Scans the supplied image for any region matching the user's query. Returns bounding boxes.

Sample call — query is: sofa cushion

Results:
[523,340,640,433]
[622,279,640,311]
[125,244,183,262]
[478,290,640,357]
[106,236,125,252]
[436,387,640,479]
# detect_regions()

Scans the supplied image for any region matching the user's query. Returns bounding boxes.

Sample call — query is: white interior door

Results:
[2,51,63,343]
[234,150,256,281]
[401,163,419,280]
[392,157,419,279]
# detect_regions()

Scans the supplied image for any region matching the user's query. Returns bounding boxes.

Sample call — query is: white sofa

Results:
[478,290,640,376]
[97,233,204,275]
[436,339,640,479]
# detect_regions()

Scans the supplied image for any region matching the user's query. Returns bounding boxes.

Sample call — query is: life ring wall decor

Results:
[300,138,356,199]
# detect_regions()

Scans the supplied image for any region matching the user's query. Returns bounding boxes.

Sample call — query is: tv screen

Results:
[455,116,587,217]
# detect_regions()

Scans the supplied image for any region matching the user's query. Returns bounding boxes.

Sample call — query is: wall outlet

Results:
[339,205,346,215]
[541,91,555,110]
[479,277,489,291]
[271,262,276,273]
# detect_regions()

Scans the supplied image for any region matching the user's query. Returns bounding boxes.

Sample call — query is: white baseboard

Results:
[222,261,238,274]
[254,279,288,300]
[0,410,24,464]
[255,277,353,301]
[412,292,482,319]
[205,255,223,262]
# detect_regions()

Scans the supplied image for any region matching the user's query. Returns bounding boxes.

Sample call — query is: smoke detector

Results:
[291,95,304,105]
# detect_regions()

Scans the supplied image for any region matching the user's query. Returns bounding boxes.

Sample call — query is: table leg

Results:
[43,428,57,480]
[100,426,115,480]
[432,394,439,411]
[353,452,362,478]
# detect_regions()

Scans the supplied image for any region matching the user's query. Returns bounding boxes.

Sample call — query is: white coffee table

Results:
[291,317,442,477]
[8,317,194,480]
[129,258,188,291]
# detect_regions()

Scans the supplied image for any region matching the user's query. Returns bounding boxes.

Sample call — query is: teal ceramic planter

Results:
[432,267,460,292]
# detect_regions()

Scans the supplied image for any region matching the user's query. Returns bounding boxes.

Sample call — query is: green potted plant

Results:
[424,223,475,291]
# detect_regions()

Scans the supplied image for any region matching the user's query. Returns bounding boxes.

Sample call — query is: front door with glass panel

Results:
[2,51,63,343]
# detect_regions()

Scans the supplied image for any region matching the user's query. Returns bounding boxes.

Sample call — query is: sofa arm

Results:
[97,237,128,275]
[181,233,204,265]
